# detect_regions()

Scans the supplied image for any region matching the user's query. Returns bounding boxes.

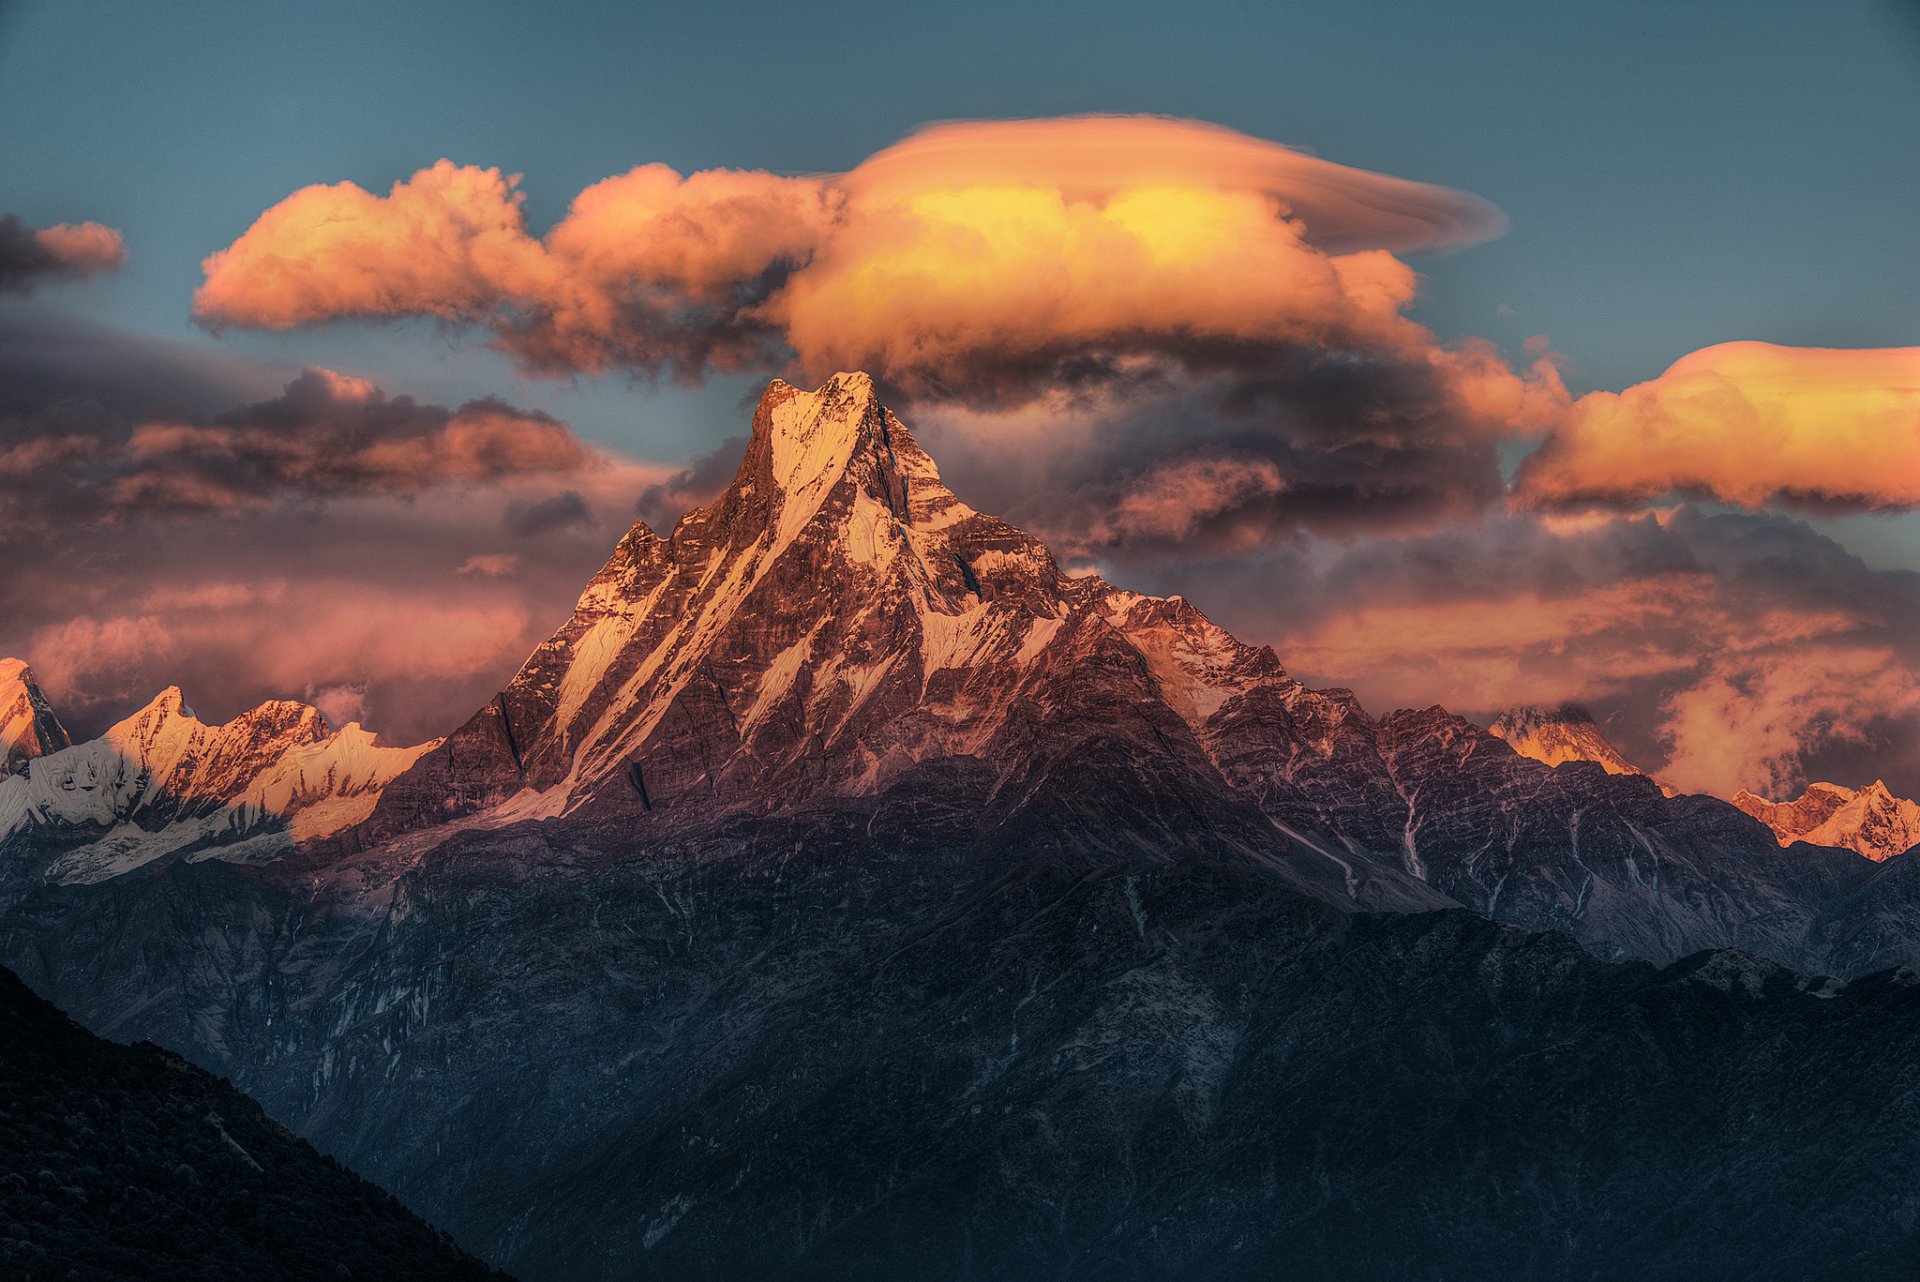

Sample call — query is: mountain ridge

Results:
[1735,779,1920,863]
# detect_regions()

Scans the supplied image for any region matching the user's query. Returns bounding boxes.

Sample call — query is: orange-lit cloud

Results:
[0,214,126,294]
[196,160,838,380]
[1516,342,1920,510]
[837,115,1505,255]
[193,116,1540,411]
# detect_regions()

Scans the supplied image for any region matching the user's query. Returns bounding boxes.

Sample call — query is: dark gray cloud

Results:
[634,435,746,532]
[0,355,592,529]
[504,489,595,538]
[923,352,1518,562]
[0,215,125,296]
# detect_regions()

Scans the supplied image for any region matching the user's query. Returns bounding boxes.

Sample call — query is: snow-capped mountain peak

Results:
[1488,704,1674,795]
[362,372,1319,841]
[1732,780,1920,862]
[0,658,71,778]
[0,682,436,883]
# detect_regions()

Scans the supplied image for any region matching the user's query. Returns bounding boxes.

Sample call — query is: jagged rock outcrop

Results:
[0,659,69,778]
[1735,779,1920,863]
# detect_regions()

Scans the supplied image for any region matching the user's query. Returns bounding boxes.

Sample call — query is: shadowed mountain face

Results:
[5,375,1920,1279]
[0,961,502,1281]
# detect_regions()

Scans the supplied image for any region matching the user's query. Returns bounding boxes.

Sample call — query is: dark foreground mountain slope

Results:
[10,822,1920,1281]
[0,962,502,1282]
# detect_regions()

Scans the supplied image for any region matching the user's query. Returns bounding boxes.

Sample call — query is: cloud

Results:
[0,317,672,746]
[1171,506,1920,799]
[916,342,1562,556]
[455,553,521,577]
[0,364,592,523]
[192,116,1533,411]
[1088,453,1286,547]
[503,489,593,537]
[194,158,839,381]
[1660,644,1920,800]
[0,214,126,295]
[1515,342,1920,510]
[836,115,1506,256]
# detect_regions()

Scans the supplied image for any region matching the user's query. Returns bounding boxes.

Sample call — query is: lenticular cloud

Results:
[192,115,1513,405]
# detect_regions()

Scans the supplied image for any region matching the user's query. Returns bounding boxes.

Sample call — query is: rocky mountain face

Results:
[345,373,1884,972]
[0,959,502,1280]
[0,659,69,778]
[5,374,1920,1279]
[0,686,435,885]
[1489,702,1674,794]
[1735,780,1920,863]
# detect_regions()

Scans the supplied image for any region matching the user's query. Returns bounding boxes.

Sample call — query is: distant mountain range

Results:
[1485,700,1920,864]
[1489,702,1677,795]
[1734,780,1920,863]
[5,374,1920,1279]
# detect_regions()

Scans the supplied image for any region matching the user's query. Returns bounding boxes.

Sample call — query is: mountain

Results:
[0,659,69,778]
[0,685,436,884]
[1735,780,1920,862]
[352,374,1870,971]
[1488,702,1673,794]
[7,374,1920,1279]
[0,959,502,1280]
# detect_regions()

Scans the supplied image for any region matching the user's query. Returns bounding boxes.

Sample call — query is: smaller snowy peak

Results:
[1488,704,1673,795]
[0,685,438,883]
[0,659,71,777]
[1732,781,1920,862]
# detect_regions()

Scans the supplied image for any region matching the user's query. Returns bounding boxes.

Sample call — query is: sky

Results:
[2,0,1917,799]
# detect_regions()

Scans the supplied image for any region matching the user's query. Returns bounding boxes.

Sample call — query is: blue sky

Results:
[4,0,1917,456]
